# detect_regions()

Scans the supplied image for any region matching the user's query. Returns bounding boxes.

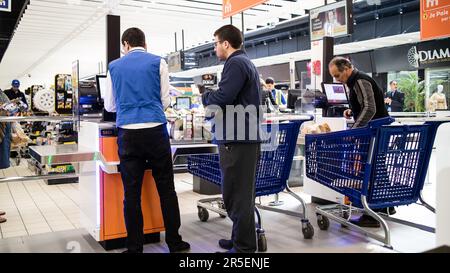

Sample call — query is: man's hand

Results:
[384,98,392,105]
[343,109,353,119]
[197,84,206,94]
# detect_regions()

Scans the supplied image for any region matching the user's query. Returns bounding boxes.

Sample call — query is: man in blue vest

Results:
[104,27,189,253]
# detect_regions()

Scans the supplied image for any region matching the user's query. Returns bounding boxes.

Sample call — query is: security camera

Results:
[27,74,31,78]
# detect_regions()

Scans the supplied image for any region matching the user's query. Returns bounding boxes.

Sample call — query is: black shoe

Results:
[388,207,396,215]
[376,207,396,215]
[168,241,191,253]
[218,239,233,250]
[349,214,381,228]
[122,249,142,253]
[216,248,237,253]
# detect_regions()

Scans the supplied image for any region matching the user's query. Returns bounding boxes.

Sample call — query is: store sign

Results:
[420,0,450,40]
[201,74,216,86]
[0,0,11,12]
[223,0,268,18]
[408,45,450,68]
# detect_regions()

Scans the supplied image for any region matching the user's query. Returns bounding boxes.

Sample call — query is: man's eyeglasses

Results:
[213,40,223,48]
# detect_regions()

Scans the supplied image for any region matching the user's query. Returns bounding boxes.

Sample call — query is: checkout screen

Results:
[97,77,107,100]
[323,83,348,104]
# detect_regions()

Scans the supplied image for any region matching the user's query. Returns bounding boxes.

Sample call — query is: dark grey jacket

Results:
[346,69,389,128]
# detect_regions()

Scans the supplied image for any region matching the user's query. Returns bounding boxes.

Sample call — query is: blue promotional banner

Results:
[0,0,12,12]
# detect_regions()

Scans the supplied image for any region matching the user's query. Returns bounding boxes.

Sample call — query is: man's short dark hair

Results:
[329,57,353,72]
[121,27,146,47]
[214,25,243,49]
[389,80,397,85]
[265,77,275,84]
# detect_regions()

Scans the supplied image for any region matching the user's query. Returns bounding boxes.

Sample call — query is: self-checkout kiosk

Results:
[78,121,164,249]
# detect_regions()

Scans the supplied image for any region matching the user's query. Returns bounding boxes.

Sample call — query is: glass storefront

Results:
[425,68,450,111]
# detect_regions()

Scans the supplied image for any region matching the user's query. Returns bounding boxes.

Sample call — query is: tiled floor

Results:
[0,162,80,239]
[0,161,440,253]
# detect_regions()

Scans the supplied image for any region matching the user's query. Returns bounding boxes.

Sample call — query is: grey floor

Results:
[0,165,439,253]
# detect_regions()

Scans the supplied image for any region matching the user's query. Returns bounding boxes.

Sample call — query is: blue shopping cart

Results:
[188,119,313,252]
[305,116,450,248]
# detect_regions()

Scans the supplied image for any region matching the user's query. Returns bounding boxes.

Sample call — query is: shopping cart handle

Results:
[367,117,395,129]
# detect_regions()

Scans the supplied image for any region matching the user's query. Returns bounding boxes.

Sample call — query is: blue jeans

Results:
[0,123,11,169]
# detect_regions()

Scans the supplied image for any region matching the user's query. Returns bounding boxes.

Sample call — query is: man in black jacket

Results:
[385,80,404,112]
[201,25,262,253]
[4,80,28,109]
[328,57,394,227]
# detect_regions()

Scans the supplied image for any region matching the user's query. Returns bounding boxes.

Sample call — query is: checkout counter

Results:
[76,120,216,249]
[77,121,164,249]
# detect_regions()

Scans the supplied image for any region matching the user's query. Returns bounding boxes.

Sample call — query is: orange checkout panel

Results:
[78,121,164,250]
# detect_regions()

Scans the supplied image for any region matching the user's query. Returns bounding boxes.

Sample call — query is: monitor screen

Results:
[310,0,353,41]
[287,89,303,110]
[176,97,191,110]
[96,75,107,100]
[322,83,348,104]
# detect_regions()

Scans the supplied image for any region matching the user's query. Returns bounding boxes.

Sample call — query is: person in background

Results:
[328,56,395,227]
[265,77,286,105]
[104,27,190,253]
[384,80,404,112]
[4,80,28,109]
[0,89,12,224]
[260,77,277,108]
[200,24,262,253]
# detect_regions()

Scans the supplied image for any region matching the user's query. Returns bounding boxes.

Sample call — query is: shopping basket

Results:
[188,119,313,252]
[305,116,450,248]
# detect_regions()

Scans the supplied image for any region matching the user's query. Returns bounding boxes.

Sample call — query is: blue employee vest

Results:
[109,50,166,127]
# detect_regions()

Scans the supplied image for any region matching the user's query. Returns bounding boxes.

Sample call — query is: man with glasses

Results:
[104,27,189,253]
[385,80,404,112]
[201,25,262,253]
[4,79,28,109]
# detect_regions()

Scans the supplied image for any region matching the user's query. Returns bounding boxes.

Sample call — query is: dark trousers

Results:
[117,125,182,252]
[219,143,260,253]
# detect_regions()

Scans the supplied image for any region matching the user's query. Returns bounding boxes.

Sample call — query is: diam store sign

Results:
[223,0,268,18]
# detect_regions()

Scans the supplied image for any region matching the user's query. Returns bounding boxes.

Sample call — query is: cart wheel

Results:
[197,207,209,222]
[302,222,314,239]
[317,215,330,230]
[257,232,267,252]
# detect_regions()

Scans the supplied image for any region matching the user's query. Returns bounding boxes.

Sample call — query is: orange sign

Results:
[421,0,450,40]
[223,0,269,18]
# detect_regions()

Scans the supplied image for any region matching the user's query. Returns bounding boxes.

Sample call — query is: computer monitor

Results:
[176,97,191,110]
[96,75,107,101]
[287,89,303,110]
[321,83,348,105]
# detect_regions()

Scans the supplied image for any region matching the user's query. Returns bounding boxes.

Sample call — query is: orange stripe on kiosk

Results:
[99,137,164,242]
